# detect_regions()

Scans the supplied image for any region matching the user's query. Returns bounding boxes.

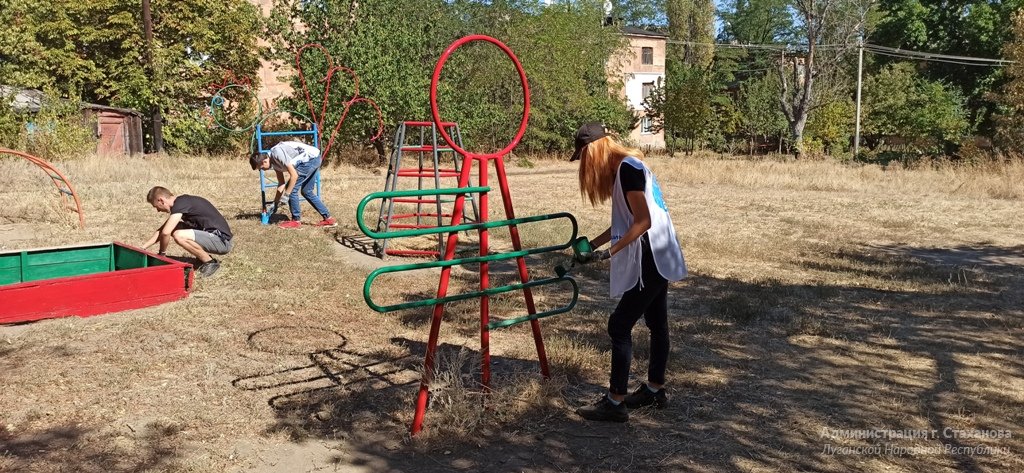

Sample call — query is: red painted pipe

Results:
[295,44,385,161]
[430,35,530,161]
[411,34,535,435]
[403,121,458,127]
[494,156,549,378]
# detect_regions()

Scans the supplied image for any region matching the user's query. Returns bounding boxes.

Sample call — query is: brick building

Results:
[608,26,667,151]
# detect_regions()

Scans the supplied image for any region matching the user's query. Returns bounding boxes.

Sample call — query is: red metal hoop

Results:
[430,35,530,159]
[296,44,384,159]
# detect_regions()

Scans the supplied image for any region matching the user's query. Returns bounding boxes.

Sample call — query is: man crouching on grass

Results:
[141,186,233,277]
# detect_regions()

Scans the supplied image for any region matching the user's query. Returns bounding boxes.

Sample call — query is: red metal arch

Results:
[295,44,385,161]
[0,148,85,229]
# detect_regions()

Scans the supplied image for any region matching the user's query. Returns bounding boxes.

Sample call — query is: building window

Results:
[641,47,654,65]
[641,115,653,134]
[642,81,655,100]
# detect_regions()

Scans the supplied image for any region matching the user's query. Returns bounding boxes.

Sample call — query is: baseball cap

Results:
[570,122,609,161]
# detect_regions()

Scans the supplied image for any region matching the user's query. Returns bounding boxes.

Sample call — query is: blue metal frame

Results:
[254,124,321,224]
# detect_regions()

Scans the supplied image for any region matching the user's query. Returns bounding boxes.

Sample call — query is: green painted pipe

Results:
[359,187,581,329]
[366,272,578,321]
[487,277,579,330]
[363,215,577,312]
[358,187,491,239]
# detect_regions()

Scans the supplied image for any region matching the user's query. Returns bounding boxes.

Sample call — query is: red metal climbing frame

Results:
[410,35,548,435]
[295,44,385,161]
[0,148,85,229]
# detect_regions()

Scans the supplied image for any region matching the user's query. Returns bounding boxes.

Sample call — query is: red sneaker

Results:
[314,217,337,228]
[278,220,302,229]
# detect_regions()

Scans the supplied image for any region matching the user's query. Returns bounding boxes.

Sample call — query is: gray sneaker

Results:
[197,259,220,277]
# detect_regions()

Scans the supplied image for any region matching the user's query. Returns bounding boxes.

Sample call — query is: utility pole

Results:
[142,0,163,153]
[854,37,864,157]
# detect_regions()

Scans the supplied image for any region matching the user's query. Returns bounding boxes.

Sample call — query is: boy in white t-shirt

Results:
[249,141,336,229]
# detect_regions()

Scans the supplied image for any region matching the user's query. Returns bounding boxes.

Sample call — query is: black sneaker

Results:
[576,396,628,422]
[197,259,220,277]
[624,383,668,409]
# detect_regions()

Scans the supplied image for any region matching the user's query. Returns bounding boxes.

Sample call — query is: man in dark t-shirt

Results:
[142,186,233,277]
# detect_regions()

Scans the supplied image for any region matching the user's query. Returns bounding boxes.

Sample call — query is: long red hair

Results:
[577,136,644,206]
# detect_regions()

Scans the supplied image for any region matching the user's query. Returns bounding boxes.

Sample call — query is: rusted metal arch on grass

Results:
[0,148,85,229]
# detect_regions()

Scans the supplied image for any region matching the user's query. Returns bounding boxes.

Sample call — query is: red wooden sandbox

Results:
[0,242,194,324]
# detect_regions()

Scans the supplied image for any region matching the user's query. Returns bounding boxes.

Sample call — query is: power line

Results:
[665,40,849,50]
[863,43,1014,67]
[662,40,1016,66]
[864,43,1014,65]
[865,48,1011,67]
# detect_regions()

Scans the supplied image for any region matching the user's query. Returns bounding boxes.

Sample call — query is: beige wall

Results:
[248,0,292,105]
[608,33,667,151]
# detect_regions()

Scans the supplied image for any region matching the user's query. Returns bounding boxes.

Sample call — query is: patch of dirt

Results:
[0,223,37,248]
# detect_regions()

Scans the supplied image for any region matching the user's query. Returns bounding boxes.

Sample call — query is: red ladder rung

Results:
[396,170,460,178]
[385,249,441,256]
[389,223,445,229]
[402,121,458,127]
[393,198,444,204]
[389,213,453,220]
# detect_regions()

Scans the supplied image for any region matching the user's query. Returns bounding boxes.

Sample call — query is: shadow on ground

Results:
[232,243,1023,472]
[0,421,183,472]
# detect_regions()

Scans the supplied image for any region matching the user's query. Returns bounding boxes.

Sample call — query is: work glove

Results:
[576,249,611,264]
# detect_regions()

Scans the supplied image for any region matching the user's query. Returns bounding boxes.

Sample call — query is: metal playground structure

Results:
[206,45,384,223]
[0,148,85,229]
[358,35,580,435]
[373,120,479,258]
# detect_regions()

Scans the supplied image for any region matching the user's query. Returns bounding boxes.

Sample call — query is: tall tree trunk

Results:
[790,116,808,158]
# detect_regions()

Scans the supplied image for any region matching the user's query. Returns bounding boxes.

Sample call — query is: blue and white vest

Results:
[609,157,687,297]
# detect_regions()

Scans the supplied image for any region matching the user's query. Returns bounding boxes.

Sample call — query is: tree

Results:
[862,62,969,148]
[873,0,1024,131]
[737,73,788,154]
[777,0,870,157]
[266,0,633,160]
[659,0,716,152]
[992,11,1024,151]
[804,98,854,155]
[719,0,796,46]
[0,0,262,153]
[607,0,669,28]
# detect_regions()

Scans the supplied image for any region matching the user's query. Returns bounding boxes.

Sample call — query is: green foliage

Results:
[737,73,788,145]
[24,99,95,159]
[607,0,669,29]
[0,94,21,148]
[992,11,1024,151]
[718,0,796,45]
[805,98,854,154]
[0,0,261,154]
[863,63,969,145]
[873,0,1024,130]
[666,0,715,68]
[0,89,95,159]
[266,0,633,159]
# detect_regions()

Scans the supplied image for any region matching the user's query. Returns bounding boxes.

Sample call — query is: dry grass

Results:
[1,152,1022,472]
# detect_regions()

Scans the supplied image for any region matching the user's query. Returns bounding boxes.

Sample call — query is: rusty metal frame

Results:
[0,148,85,229]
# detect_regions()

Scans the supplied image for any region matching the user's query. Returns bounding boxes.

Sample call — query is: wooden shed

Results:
[82,103,144,156]
[3,87,145,156]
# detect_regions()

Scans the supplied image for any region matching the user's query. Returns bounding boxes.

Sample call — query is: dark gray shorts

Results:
[193,230,233,255]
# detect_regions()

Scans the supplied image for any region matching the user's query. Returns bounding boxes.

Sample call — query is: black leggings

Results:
[608,238,669,395]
